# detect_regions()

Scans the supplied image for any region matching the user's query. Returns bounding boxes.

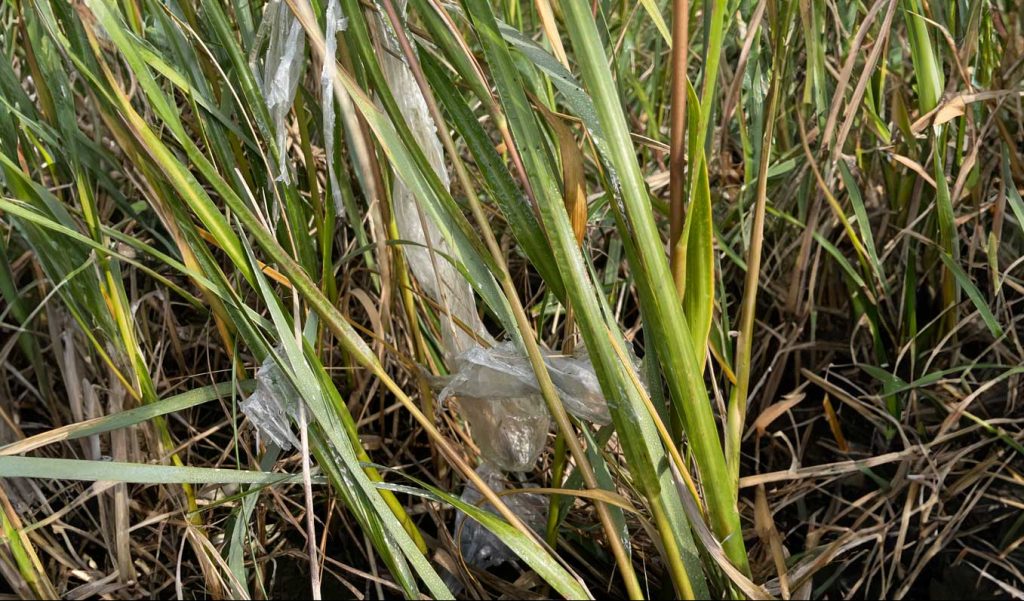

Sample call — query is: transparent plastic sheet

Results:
[453,464,549,574]
[435,341,611,471]
[375,8,611,475]
[454,397,549,472]
[240,354,304,450]
[440,340,611,426]
[258,0,306,183]
[376,2,491,357]
[321,0,348,216]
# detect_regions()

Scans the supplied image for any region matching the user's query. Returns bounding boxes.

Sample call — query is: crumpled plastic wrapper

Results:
[439,342,612,426]
[453,395,549,473]
[240,354,304,450]
[438,341,611,472]
[258,0,306,183]
[454,464,549,571]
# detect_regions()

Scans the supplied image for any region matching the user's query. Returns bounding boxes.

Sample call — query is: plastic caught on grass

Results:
[240,354,304,451]
[440,342,612,424]
[376,6,609,473]
[321,0,348,216]
[376,2,491,357]
[258,0,306,183]
[454,464,549,572]
[438,342,610,471]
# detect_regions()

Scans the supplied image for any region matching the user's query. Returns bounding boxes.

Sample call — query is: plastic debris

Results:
[258,0,306,183]
[440,342,612,424]
[537,348,611,425]
[454,464,549,571]
[321,0,348,216]
[376,3,491,357]
[240,354,303,450]
[374,7,610,473]
[454,393,549,473]
[438,342,611,471]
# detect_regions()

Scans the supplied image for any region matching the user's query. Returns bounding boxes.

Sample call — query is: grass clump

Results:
[0,0,1022,599]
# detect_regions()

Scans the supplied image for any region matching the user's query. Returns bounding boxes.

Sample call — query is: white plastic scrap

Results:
[321,0,348,216]
[440,341,611,425]
[259,0,306,183]
[375,6,610,473]
[240,354,304,450]
[454,464,549,571]
[376,3,490,357]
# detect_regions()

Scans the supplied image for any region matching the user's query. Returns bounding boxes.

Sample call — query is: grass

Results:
[0,0,1022,599]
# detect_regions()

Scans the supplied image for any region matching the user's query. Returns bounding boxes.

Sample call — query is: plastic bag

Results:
[439,342,611,423]
[455,394,549,473]
[454,464,549,571]
[375,7,609,474]
[240,354,303,450]
[439,344,550,472]
[438,342,611,471]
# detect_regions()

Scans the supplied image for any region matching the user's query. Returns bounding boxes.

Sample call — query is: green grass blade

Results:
[0,381,251,456]
[938,252,1004,339]
[0,456,305,486]
[558,0,749,576]
[462,1,711,595]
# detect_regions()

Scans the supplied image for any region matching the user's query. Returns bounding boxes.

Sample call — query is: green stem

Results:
[669,0,690,297]
[651,496,696,599]
[726,0,796,491]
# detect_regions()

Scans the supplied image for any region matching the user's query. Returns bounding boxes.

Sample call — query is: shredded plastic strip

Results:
[259,0,306,183]
[321,0,348,216]
[376,2,492,357]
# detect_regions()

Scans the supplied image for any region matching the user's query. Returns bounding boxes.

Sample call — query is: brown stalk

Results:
[669,0,690,298]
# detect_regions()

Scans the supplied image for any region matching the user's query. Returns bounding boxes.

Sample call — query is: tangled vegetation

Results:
[0,0,1022,599]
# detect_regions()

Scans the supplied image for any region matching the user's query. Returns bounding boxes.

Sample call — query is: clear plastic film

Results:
[240,353,304,450]
[437,342,611,471]
[440,343,612,422]
[258,0,306,183]
[375,7,609,473]
[321,0,348,216]
[454,464,549,571]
